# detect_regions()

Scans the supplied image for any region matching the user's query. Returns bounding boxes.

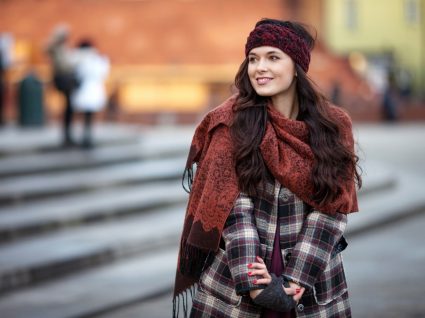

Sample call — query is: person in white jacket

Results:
[72,39,109,149]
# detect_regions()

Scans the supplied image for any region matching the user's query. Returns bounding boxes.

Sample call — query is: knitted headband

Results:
[245,23,311,73]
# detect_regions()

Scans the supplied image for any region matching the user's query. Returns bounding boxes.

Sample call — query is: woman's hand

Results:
[288,281,305,302]
[248,256,272,285]
[248,256,304,301]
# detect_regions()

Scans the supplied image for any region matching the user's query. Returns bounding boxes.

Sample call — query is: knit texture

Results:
[245,23,311,72]
[252,274,296,312]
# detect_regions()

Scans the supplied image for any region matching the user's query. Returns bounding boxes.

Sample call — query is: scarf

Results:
[173,95,358,313]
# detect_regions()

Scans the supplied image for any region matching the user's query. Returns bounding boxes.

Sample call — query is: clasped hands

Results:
[248,256,305,312]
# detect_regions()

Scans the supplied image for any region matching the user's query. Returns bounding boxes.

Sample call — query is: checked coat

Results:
[190,179,351,318]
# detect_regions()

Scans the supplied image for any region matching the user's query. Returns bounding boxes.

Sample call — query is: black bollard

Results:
[17,72,45,127]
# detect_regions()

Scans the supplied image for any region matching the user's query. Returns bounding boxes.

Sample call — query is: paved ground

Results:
[354,123,425,177]
[345,212,425,318]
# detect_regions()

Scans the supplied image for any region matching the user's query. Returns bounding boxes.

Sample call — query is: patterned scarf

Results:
[173,95,358,312]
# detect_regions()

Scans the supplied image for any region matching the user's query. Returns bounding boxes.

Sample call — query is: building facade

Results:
[324,0,424,96]
[0,0,376,122]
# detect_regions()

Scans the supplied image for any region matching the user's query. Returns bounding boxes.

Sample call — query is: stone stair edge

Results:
[0,147,189,178]
[0,192,187,244]
[0,157,187,205]
[0,246,178,318]
[0,204,186,294]
[0,123,195,157]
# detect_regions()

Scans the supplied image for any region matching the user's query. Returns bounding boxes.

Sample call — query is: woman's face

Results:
[247,46,296,98]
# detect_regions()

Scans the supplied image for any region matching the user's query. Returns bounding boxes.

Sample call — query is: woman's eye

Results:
[248,57,257,63]
[270,56,280,60]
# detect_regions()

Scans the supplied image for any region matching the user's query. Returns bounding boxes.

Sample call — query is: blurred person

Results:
[0,33,13,126]
[174,19,361,318]
[0,48,4,126]
[71,39,109,149]
[381,71,398,122]
[106,83,120,121]
[330,80,341,106]
[397,68,413,102]
[46,25,78,147]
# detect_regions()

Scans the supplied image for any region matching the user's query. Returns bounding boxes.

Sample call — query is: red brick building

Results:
[0,0,375,123]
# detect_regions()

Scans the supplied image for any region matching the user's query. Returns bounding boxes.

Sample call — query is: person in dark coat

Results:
[173,19,361,318]
[0,50,5,126]
[46,25,78,146]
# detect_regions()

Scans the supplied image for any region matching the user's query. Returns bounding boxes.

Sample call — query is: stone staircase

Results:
[0,124,192,318]
[0,123,424,318]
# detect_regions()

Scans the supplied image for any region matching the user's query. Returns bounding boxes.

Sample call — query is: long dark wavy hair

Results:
[230,19,362,204]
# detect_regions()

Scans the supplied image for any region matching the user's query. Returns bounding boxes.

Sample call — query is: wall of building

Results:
[0,0,373,121]
[324,0,424,94]
[1,0,295,115]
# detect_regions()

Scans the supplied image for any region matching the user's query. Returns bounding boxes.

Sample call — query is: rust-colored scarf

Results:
[173,95,358,302]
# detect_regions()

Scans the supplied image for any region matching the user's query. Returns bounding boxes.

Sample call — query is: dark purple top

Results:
[261,218,296,318]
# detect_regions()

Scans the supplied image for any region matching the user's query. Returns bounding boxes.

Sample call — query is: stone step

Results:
[0,247,178,318]
[0,142,187,178]
[96,292,175,318]
[0,126,193,178]
[0,203,186,294]
[347,165,425,236]
[0,163,422,317]
[0,123,141,157]
[0,172,421,318]
[0,180,187,243]
[0,156,187,205]
[357,160,397,196]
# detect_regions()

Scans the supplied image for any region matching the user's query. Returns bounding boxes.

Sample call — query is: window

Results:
[345,0,358,30]
[405,0,420,24]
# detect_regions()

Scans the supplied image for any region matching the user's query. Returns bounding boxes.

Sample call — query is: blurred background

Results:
[0,0,424,317]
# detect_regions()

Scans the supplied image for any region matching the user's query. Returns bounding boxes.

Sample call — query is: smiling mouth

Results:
[256,77,273,85]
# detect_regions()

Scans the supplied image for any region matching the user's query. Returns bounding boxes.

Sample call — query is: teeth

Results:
[257,78,271,85]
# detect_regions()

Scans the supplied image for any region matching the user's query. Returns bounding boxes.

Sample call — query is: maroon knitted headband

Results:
[245,23,311,73]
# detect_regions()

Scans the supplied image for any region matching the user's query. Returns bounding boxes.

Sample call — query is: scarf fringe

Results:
[173,284,197,318]
[179,240,211,277]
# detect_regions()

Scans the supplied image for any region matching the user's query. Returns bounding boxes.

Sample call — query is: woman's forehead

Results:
[248,46,285,55]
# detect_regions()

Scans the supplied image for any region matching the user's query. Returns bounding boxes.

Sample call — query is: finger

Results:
[256,256,265,264]
[293,293,303,302]
[253,278,271,285]
[283,286,296,296]
[249,269,271,278]
[292,287,306,302]
[248,262,267,270]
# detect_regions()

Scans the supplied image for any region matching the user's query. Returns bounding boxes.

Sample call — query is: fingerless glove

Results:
[252,274,296,312]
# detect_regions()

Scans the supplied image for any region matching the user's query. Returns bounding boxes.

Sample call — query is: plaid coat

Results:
[191,180,351,318]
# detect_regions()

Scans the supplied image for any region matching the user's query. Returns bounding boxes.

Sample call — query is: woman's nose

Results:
[256,58,268,72]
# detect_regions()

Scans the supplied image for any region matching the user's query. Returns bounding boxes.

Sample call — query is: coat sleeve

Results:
[222,193,263,296]
[282,210,347,289]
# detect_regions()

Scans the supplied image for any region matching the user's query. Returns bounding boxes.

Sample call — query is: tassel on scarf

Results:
[179,240,211,277]
[173,285,197,318]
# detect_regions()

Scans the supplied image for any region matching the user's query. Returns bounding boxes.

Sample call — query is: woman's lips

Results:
[257,77,273,85]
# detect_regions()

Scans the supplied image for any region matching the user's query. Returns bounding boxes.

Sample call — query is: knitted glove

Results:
[252,274,296,312]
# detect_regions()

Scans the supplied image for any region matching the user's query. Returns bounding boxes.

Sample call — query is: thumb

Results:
[283,286,297,296]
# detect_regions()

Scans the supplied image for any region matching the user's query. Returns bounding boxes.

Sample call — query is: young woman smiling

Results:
[173,18,361,318]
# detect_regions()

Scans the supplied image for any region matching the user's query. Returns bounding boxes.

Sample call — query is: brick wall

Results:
[0,0,387,122]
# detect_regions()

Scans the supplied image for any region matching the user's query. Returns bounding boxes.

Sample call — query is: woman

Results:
[173,19,361,318]
[71,39,109,149]
[46,25,78,147]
